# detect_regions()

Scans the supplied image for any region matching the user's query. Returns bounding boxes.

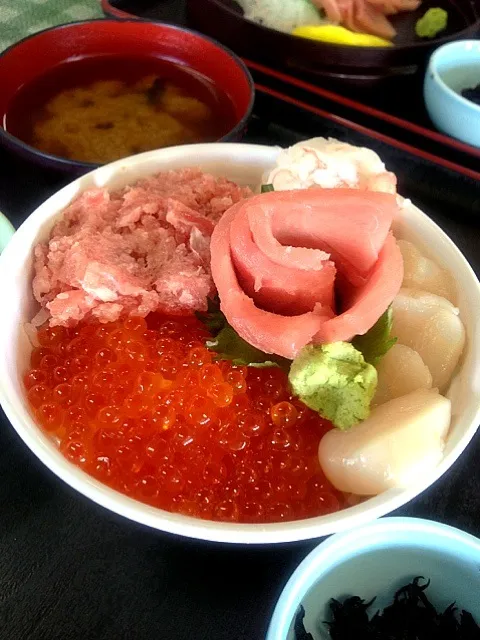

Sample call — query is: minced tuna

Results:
[32,168,251,327]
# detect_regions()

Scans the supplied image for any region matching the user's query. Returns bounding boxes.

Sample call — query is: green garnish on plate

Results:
[196,295,289,369]
[352,306,397,366]
[415,8,448,39]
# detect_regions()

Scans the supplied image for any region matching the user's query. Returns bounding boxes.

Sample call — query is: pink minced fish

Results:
[32,169,251,327]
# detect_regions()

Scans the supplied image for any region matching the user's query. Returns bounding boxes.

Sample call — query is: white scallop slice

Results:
[318,388,451,496]
[374,344,432,406]
[391,289,465,391]
[397,239,457,303]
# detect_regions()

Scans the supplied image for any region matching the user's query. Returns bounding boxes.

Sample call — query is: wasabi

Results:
[415,8,448,39]
[289,342,378,430]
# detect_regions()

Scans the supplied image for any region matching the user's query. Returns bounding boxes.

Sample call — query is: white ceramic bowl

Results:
[0,143,479,544]
[267,517,480,639]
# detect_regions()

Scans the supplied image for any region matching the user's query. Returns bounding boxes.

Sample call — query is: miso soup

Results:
[5,55,237,164]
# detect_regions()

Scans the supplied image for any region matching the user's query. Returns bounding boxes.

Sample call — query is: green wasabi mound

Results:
[415,8,448,39]
[289,342,378,430]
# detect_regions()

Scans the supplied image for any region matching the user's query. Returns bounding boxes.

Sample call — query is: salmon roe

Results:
[25,315,344,523]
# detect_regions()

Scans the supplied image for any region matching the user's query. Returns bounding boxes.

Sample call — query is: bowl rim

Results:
[201,0,480,52]
[266,516,480,639]
[0,142,479,545]
[0,18,255,170]
[427,39,480,115]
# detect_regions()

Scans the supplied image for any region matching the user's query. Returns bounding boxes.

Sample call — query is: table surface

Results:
[1,122,480,639]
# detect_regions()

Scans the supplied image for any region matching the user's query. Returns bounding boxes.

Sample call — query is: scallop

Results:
[391,289,465,391]
[318,388,451,495]
[374,343,432,406]
[397,239,456,303]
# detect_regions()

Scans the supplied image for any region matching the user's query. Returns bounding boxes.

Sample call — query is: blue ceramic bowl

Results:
[424,40,480,148]
[266,517,480,640]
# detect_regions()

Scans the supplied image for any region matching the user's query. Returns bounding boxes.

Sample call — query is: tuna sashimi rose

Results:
[210,188,404,360]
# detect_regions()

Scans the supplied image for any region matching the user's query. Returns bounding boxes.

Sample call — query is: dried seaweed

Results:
[294,605,315,640]
[294,577,480,640]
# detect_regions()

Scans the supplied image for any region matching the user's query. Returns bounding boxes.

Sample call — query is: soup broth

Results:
[5,55,237,164]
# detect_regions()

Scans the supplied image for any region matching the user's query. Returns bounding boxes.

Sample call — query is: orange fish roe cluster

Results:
[24,315,344,523]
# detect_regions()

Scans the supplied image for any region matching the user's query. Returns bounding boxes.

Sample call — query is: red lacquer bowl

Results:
[0,19,254,174]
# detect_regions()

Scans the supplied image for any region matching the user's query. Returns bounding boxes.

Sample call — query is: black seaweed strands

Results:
[461,83,480,106]
[294,605,315,640]
[294,577,480,639]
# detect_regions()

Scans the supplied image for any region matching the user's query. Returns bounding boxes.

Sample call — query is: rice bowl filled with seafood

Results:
[0,139,478,543]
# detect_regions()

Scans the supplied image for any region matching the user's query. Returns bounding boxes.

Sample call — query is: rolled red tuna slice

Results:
[229,203,336,316]
[313,233,403,344]
[211,208,333,359]
[247,206,330,271]
[210,189,403,359]
[265,189,396,283]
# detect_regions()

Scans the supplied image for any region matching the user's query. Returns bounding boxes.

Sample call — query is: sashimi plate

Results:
[185,0,480,83]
